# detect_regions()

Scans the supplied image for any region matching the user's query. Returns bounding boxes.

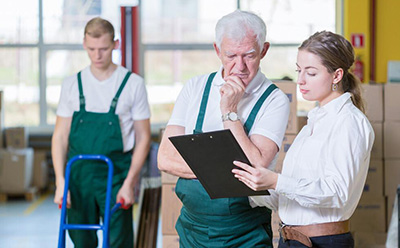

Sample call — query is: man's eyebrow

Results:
[225,49,256,56]
[244,49,256,54]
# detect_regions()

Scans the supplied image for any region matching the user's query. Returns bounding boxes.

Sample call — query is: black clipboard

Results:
[169,129,269,199]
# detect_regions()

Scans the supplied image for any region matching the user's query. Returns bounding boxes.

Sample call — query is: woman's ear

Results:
[333,68,344,84]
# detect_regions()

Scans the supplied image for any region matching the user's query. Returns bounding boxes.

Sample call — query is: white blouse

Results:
[251,92,375,225]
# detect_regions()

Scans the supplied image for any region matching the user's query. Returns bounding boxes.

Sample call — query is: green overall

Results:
[67,71,134,248]
[175,72,278,248]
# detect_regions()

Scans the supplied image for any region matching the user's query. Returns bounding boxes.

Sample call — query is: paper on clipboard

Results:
[169,129,269,199]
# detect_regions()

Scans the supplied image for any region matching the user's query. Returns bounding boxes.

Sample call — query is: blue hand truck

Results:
[57,154,123,248]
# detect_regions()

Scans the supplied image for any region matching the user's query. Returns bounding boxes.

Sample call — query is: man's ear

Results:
[260,42,270,59]
[114,39,120,50]
[213,43,221,58]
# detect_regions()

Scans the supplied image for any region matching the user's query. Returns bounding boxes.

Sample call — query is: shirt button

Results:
[80,119,83,123]
[109,121,112,125]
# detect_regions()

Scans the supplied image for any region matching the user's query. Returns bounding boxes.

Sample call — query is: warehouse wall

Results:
[343,0,371,82]
[344,0,400,83]
[375,0,400,83]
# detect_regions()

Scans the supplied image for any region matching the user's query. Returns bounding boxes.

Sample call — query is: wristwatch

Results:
[221,111,239,122]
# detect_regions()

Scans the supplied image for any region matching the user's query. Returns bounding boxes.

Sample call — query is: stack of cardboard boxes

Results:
[160,172,181,247]
[383,84,400,233]
[0,90,48,201]
[0,127,36,200]
[273,81,298,174]
[350,84,387,247]
[0,92,3,149]
[271,81,299,247]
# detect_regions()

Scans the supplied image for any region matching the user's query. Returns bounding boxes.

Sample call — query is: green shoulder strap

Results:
[77,71,85,111]
[109,71,132,113]
[193,72,217,134]
[244,84,278,134]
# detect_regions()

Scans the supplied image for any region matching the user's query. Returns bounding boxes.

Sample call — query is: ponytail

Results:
[343,71,365,113]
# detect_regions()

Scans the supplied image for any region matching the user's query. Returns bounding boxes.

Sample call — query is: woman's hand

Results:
[232,161,278,191]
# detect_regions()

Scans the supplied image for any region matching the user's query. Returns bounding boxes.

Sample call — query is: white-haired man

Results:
[158,10,290,247]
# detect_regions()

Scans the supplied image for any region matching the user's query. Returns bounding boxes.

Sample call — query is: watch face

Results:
[228,112,238,121]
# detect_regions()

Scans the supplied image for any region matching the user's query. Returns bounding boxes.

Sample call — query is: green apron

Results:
[175,72,278,248]
[67,71,133,248]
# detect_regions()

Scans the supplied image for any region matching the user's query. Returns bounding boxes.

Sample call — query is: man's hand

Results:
[54,180,71,208]
[220,75,246,113]
[116,180,135,209]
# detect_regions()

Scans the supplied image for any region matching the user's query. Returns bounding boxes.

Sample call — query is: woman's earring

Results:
[332,83,338,91]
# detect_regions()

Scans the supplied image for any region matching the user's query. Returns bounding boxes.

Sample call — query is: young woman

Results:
[232,31,375,248]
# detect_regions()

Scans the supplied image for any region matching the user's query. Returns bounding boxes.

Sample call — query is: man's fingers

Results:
[224,80,245,93]
[224,75,246,90]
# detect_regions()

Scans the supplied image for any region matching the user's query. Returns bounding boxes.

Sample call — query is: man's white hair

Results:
[215,10,267,51]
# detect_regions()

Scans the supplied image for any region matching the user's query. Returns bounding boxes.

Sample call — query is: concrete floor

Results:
[0,192,162,248]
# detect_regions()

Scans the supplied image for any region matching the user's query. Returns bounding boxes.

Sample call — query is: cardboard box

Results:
[271,211,281,237]
[370,122,383,159]
[0,148,34,193]
[162,235,179,248]
[361,84,383,122]
[0,91,3,148]
[5,127,28,149]
[350,196,386,232]
[384,160,400,197]
[386,194,396,229]
[384,83,400,121]
[33,151,48,190]
[161,172,178,184]
[297,115,307,133]
[275,81,298,134]
[383,121,400,159]
[161,184,182,235]
[353,231,387,247]
[362,160,383,198]
[275,134,296,173]
[272,236,280,248]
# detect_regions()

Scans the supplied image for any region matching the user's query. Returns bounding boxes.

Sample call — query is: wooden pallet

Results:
[0,187,39,202]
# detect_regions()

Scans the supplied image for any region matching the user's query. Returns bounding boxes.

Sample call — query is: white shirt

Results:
[251,93,375,225]
[57,65,151,152]
[168,67,290,167]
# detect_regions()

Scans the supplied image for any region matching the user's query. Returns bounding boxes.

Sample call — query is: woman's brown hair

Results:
[299,31,365,113]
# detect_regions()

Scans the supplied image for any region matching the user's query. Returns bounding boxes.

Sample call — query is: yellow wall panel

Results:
[343,0,371,83]
[376,0,400,82]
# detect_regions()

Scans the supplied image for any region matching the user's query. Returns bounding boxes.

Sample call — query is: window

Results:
[0,0,336,129]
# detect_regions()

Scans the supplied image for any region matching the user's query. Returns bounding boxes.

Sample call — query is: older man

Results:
[158,10,290,247]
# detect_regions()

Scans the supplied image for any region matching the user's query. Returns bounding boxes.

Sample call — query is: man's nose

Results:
[235,56,246,71]
[95,50,101,59]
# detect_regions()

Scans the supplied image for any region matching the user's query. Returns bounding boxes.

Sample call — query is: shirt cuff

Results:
[276,174,298,197]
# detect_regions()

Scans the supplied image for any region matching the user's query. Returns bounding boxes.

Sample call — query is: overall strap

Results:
[193,72,217,134]
[109,71,132,113]
[244,84,278,134]
[77,71,85,110]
